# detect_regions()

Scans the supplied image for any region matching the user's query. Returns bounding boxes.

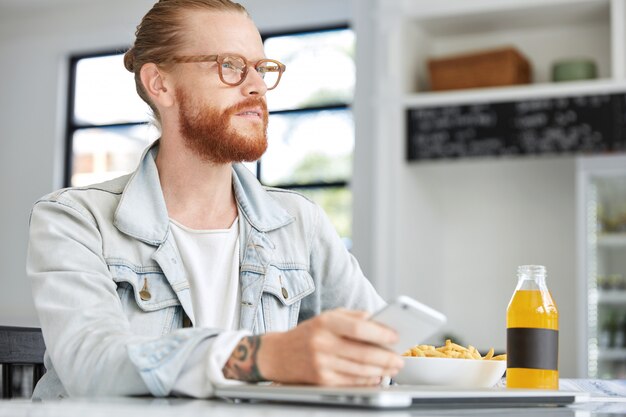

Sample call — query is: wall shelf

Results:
[403,79,626,108]
[399,0,618,96]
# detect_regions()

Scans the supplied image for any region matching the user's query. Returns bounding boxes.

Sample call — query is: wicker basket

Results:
[428,47,532,91]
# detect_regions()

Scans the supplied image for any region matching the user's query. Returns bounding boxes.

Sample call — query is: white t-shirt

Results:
[169,217,250,397]
[169,217,240,330]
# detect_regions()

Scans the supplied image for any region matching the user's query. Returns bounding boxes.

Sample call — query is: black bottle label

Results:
[507,327,558,371]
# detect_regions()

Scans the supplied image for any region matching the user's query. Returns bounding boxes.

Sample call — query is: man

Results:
[27,0,402,399]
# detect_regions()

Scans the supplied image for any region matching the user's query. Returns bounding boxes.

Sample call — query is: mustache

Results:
[226,97,268,116]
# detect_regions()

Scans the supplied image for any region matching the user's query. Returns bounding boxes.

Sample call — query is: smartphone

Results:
[370,295,447,354]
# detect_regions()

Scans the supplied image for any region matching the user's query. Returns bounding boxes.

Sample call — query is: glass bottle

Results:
[506,265,559,389]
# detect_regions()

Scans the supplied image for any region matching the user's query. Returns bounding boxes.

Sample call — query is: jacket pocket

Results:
[261,265,315,332]
[108,262,181,336]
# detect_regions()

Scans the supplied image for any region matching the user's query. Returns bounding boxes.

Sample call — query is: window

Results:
[65,26,355,242]
[259,27,355,243]
[65,52,157,187]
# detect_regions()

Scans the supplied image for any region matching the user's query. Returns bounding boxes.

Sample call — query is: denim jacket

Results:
[26,141,384,399]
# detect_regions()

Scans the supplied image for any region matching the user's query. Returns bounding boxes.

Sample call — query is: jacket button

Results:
[140,278,151,301]
[279,275,288,299]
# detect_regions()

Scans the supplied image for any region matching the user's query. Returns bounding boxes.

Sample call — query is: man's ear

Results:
[139,63,175,107]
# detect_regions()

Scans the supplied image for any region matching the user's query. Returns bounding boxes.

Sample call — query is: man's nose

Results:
[242,68,268,96]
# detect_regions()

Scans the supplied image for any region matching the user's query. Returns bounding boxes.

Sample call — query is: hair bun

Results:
[123,48,135,72]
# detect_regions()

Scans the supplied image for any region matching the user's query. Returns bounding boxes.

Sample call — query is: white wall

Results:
[0,0,352,327]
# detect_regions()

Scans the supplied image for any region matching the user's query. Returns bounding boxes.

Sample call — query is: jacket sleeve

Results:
[26,198,243,397]
[307,203,386,315]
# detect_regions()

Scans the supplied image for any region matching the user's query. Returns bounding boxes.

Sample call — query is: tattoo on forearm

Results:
[222,335,266,382]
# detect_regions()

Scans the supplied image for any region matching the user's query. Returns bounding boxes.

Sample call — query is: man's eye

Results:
[222,62,243,72]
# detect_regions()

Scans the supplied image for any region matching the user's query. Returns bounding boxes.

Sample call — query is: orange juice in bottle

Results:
[506,265,558,389]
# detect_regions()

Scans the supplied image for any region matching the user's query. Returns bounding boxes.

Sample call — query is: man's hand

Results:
[222,308,403,386]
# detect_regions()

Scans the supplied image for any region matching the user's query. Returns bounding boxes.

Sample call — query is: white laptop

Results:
[214,383,588,409]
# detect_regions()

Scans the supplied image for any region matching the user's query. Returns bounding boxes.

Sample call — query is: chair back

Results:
[0,326,46,399]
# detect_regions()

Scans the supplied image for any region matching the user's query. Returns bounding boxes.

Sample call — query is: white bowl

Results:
[394,357,506,388]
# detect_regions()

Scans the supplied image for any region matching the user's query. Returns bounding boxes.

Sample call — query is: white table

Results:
[0,397,625,417]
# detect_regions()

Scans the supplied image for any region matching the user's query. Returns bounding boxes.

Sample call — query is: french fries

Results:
[402,339,507,361]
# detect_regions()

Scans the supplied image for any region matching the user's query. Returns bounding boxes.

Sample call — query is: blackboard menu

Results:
[407,92,626,161]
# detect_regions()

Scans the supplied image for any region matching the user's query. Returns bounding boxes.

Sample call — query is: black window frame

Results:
[64,48,148,187]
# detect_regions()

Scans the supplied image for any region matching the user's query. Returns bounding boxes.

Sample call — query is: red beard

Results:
[176,89,269,163]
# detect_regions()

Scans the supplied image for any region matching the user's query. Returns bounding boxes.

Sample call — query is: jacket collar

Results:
[114,140,294,245]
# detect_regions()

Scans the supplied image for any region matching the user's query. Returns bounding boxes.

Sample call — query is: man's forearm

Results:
[222,335,266,382]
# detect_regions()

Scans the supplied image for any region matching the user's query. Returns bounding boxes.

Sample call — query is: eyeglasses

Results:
[168,54,286,90]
